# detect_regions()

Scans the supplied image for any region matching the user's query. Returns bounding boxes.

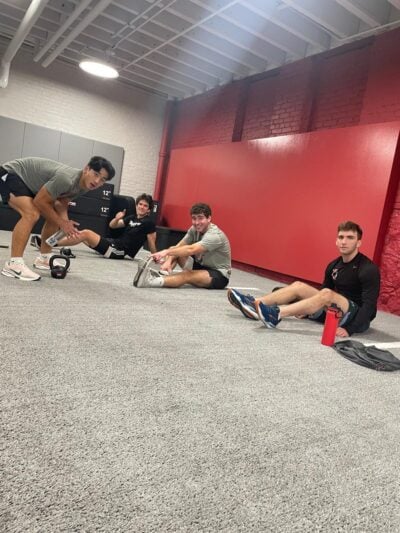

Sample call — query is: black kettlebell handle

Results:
[49,255,70,270]
[49,255,70,278]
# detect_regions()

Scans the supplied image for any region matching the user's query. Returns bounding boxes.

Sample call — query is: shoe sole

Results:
[133,257,153,287]
[33,264,50,271]
[255,302,278,328]
[1,268,41,281]
[228,288,258,320]
[227,288,241,310]
[240,303,259,320]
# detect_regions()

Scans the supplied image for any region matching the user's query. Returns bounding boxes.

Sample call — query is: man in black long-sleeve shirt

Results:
[227,221,380,337]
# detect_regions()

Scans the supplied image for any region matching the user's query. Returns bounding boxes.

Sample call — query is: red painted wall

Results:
[162,123,400,284]
[161,27,400,314]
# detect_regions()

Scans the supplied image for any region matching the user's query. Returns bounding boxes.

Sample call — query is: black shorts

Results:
[0,167,35,204]
[92,237,126,259]
[192,260,229,290]
[308,299,359,327]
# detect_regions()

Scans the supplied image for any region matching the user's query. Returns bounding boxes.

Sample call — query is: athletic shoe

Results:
[1,261,41,281]
[30,234,42,250]
[33,255,68,271]
[133,256,153,287]
[227,288,258,320]
[137,268,163,288]
[256,302,281,328]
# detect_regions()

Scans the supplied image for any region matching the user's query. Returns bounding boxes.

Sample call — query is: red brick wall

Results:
[171,84,242,149]
[378,210,400,315]
[269,59,314,136]
[166,27,400,315]
[310,46,370,130]
[241,76,277,141]
[360,30,400,124]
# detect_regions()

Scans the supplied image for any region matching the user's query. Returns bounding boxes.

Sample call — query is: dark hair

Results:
[337,221,363,239]
[136,193,154,211]
[87,156,115,181]
[190,203,211,217]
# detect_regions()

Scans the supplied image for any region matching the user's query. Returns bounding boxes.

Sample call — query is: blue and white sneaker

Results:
[227,288,258,320]
[256,302,281,328]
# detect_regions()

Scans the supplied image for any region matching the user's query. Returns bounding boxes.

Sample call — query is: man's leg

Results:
[135,261,215,288]
[2,194,41,280]
[57,229,101,249]
[33,229,101,270]
[39,201,77,254]
[40,219,60,255]
[163,269,212,288]
[159,255,188,274]
[257,281,319,306]
[228,281,319,321]
[7,194,40,257]
[256,287,350,328]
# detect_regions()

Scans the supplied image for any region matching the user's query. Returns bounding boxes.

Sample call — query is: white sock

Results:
[40,253,51,259]
[10,257,24,264]
[149,276,164,287]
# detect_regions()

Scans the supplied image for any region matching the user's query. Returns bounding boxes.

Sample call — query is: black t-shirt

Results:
[322,252,380,335]
[115,214,155,257]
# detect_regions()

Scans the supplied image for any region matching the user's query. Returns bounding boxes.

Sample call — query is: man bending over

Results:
[0,156,115,281]
[228,221,380,337]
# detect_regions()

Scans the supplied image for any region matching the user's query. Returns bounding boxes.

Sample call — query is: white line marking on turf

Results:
[227,287,263,291]
[364,342,400,349]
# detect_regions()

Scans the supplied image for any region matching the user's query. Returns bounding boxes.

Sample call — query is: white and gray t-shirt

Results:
[183,223,231,278]
[3,157,83,200]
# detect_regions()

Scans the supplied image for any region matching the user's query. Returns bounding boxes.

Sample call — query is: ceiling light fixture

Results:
[79,60,119,79]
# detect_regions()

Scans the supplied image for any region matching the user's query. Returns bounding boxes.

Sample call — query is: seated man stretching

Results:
[134,202,231,289]
[228,221,380,337]
[57,193,157,258]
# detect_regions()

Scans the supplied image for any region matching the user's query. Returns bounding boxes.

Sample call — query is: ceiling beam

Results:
[120,1,240,74]
[281,0,360,38]
[335,0,390,27]
[41,0,114,67]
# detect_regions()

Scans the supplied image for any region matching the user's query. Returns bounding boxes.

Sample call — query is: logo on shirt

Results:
[128,221,141,228]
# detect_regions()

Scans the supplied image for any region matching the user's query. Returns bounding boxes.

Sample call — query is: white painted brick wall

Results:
[0,48,167,200]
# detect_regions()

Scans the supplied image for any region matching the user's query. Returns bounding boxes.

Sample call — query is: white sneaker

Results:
[2,261,41,281]
[137,268,163,288]
[133,257,153,287]
[33,255,67,271]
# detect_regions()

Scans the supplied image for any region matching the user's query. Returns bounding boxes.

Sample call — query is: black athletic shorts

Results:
[0,167,35,204]
[92,237,126,259]
[192,260,229,290]
[308,299,359,327]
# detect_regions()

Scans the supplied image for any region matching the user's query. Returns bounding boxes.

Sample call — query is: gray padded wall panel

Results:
[0,116,24,162]
[59,133,94,169]
[22,123,61,160]
[93,141,124,193]
[1,116,124,194]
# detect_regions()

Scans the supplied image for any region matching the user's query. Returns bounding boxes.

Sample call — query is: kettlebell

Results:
[60,247,76,259]
[49,255,70,279]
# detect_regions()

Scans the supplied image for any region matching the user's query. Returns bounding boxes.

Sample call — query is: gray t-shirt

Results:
[183,223,231,278]
[3,157,83,200]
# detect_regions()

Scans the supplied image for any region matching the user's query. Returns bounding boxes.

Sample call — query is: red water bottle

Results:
[321,304,341,346]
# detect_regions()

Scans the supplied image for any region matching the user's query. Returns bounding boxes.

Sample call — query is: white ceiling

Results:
[1,0,400,99]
